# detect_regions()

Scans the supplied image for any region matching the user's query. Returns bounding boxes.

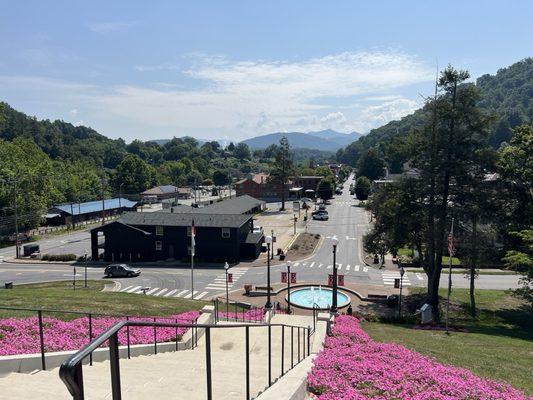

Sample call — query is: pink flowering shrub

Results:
[0,311,199,356]
[308,315,531,400]
[218,308,264,321]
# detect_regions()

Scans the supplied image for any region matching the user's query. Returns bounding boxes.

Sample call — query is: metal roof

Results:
[52,198,137,216]
[201,195,265,215]
[141,185,177,195]
[119,211,251,228]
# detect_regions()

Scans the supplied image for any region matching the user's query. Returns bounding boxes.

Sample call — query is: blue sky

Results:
[0,1,531,142]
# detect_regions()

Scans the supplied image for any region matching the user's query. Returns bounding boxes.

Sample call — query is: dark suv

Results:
[104,264,141,278]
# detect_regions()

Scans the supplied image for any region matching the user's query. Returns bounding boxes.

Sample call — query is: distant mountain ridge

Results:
[241,129,362,150]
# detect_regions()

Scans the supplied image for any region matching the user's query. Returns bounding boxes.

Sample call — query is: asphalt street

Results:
[0,176,521,300]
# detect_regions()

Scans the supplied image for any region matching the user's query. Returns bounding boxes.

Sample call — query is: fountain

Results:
[286,286,350,310]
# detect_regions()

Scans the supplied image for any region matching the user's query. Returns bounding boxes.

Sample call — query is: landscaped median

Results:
[308,315,531,400]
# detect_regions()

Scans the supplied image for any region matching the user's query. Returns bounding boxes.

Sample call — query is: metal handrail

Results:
[59,320,312,400]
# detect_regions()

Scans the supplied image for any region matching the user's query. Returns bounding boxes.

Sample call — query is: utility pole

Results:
[100,176,106,225]
[70,203,75,229]
[118,183,124,208]
[12,179,20,259]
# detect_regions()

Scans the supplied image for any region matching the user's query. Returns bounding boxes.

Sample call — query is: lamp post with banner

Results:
[286,261,292,314]
[330,236,339,314]
[398,265,405,318]
[265,235,273,309]
[224,262,230,316]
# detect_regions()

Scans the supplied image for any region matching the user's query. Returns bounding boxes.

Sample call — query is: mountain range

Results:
[240,129,362,151]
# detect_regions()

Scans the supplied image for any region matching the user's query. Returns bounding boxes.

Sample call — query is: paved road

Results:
[0,176,521,299]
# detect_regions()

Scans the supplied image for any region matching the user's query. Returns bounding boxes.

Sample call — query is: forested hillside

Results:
[337,58,533,169]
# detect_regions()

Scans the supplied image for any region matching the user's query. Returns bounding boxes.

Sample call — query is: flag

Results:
[447,233,455,257]
[191,219,196,256]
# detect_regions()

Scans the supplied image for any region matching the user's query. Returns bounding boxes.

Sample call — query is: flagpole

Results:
[445,217,454,334]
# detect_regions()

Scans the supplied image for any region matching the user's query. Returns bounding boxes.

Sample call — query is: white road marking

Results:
[153,288,168,297]
[184,290,199,299]
[346,265,351,271]
[293,262,300,267]
[120,285,133,292]
[164,289,178,297]
[126,285,142,293]
[327,265,332,269]
[363,266,368,272]
[195,291,208,300]
[206,284,229,289]
[416,273,424,280]
[309,262,315,268]
[354,265,360,272]
[145,287,160,295]
[318,263,323,268]
[176,290,189,297]
[337,263,342,270]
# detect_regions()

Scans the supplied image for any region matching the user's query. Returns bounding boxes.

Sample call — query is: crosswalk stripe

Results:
[145,287,159,295]
[363,267,368,272]
[416,273,424,280]
[195,291,208,300]
[176,290,189,297]
[346,235,349,240]
[120,285,133,292]
[153,288,168,297]
[184,290,199,299]
[309,262,315,268]
[337,263,342,270]
[164,289,178,297]
[327,265,332,269]
[318,263,323,268]
[346,265,351,271]
[126,285,141,293]
[354,265,360,271]
[294,262,300,267]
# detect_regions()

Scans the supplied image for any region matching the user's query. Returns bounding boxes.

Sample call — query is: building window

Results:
[156,226,164,236]
[155,241,162,251]
[221,228,230,238]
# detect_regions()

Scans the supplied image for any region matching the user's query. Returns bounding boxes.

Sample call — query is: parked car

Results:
[313,212,329,221]
[252,225,263,234]
[104,264,141,278]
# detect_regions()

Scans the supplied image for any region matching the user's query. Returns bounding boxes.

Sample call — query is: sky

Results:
[0,1,531,143]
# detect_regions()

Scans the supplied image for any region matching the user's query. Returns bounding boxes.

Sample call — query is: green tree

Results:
[114,154,157,194]
[354,176,371,201]
[316,177,335,201]
[234,143,251,160]
[503,230,533,308]
[356,148,385,180]
[212,169,230,186]
[269,137,294,210]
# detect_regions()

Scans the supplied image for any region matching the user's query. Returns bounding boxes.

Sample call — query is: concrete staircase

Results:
[0,312,325,400]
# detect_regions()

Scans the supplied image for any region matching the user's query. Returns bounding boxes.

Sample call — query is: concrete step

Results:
[0,318,315,399]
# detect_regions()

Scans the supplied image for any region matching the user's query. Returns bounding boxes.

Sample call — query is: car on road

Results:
[312,212,329,221]
[104,264,141,278]
[252,225,263,234]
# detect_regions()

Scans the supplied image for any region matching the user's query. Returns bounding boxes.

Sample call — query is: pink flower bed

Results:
[0,311,199,356]
[218,308,264,321]
[308,315,530,400]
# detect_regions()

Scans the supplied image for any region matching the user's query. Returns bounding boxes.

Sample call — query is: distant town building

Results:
[90,195,265,263]
[141,185,193,203]
[235,173,289,201]
[47,198,137,226]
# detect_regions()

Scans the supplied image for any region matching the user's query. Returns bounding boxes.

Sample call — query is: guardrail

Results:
[0,306,199,370]
[213,298,265,323]
[59,321,312,400]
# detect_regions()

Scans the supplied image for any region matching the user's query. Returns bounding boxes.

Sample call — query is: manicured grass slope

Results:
[0,281,208,319]
[362,289,533,395]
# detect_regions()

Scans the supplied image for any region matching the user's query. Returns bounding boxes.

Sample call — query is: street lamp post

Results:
[84,249,88,288]
[224,262,230,317]
[265,235,273,309]
[270,229,274,260]
[330,236,339,314]
[286,261,292,314]
[398,266,405,318]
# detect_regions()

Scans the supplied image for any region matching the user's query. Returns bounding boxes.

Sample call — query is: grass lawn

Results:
[397,247,461,265]
[362,288,533,395]
[0,280,209,320]
[406,268,517,275]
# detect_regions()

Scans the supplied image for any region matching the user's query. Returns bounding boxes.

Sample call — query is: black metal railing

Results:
[59,320,313,400]
[213,298,265,323]
[0,306,199,370]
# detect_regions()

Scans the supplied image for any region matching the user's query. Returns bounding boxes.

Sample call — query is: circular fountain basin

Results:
[287,287,350,310]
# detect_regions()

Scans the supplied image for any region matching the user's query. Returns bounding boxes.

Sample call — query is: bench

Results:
[4,281,13,289]
[140,287,150,295]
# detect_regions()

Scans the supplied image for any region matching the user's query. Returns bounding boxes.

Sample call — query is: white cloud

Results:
[0,51,433,140]
[70,108,78,115]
